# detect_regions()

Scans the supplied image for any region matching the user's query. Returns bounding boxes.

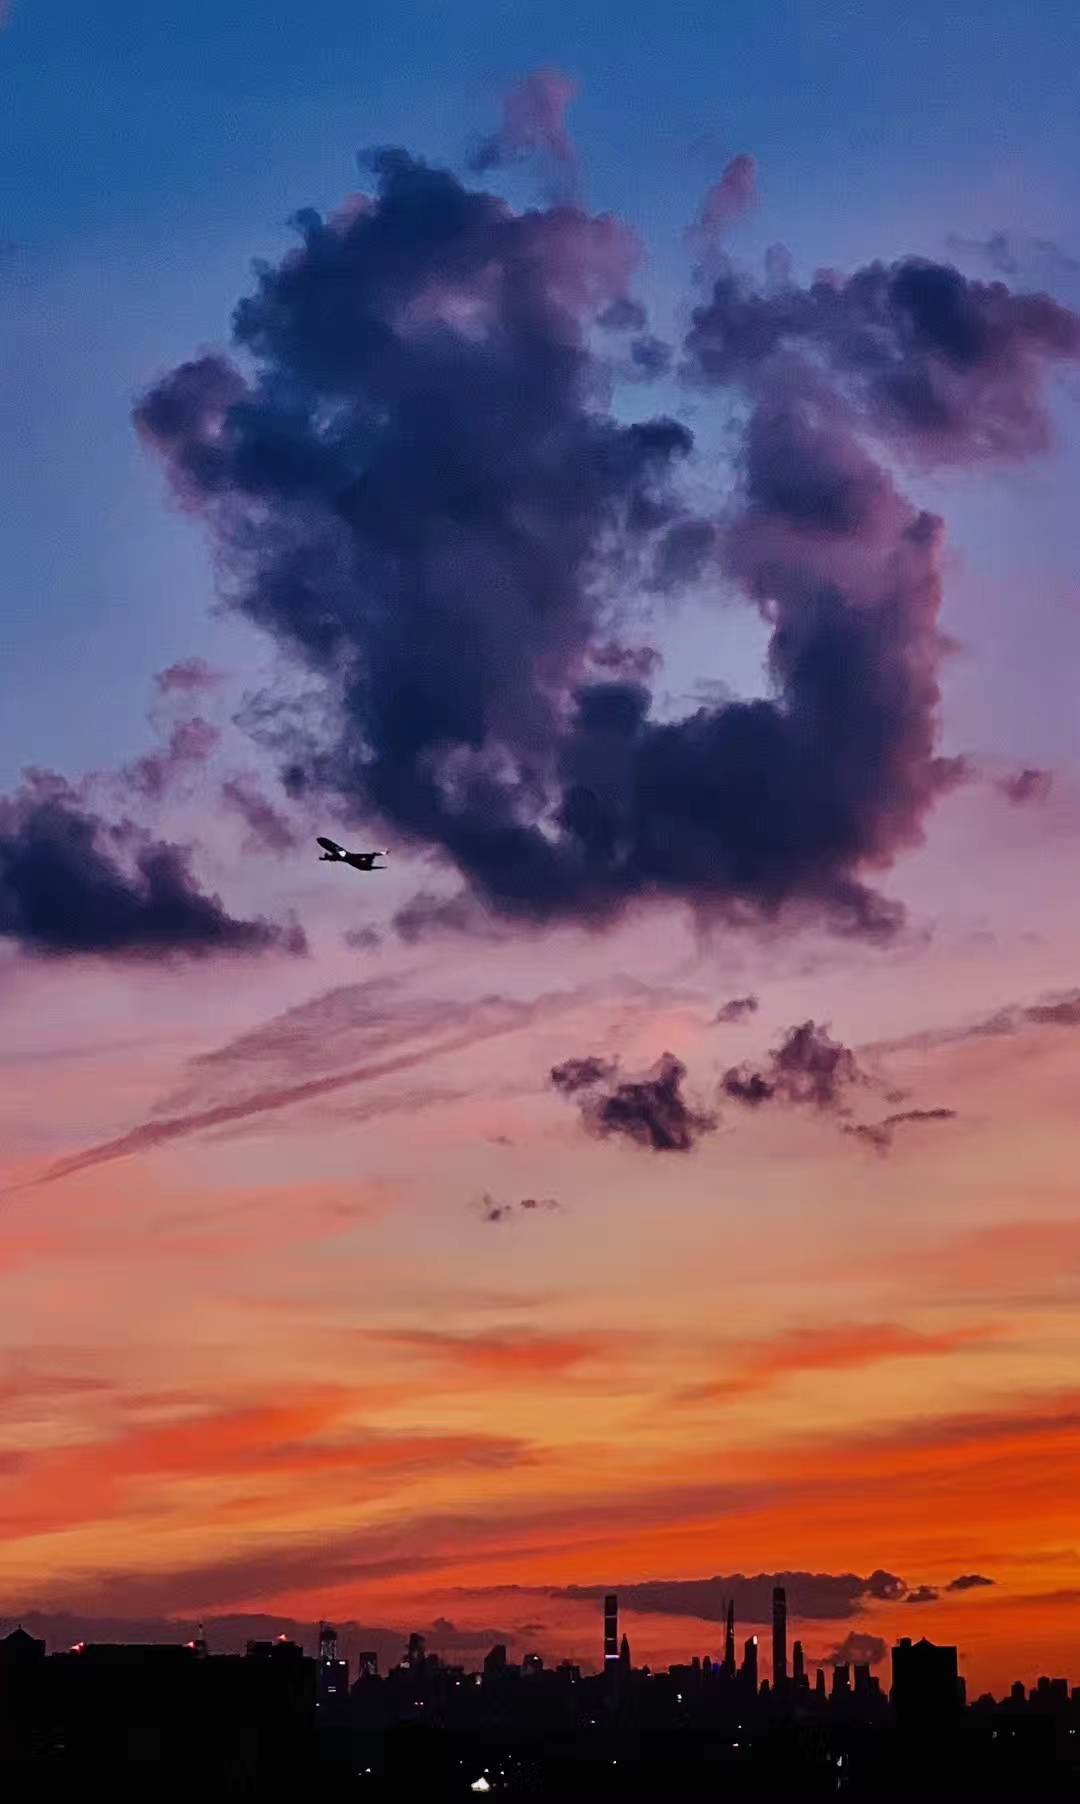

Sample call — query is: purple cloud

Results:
[135,122,1080,952]
[0,774,304,962]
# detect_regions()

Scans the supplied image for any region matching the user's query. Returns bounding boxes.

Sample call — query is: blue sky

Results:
[3,0,1080,786]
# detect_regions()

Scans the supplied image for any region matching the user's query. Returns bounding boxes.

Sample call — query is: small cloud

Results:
[903,1585,940,1604]
[476,1194,562,1225]
[824,1631,887,1668]
[844,1107,958,1156]
[688,154,758,246]
[549,1055,618,1095]
[554,1050,718,1153]
[945,1573,994,1592]
[722,1020,866,1114]
[945,230,1020,276]
[715,994,759,1025]
[468,67,579,183]
[721,1069,775,1106]
[1024,992,1080,1028]
[153,658,226,696]
[998,767,1052,806]
[343,924,382,951]
[947,229,1078,279]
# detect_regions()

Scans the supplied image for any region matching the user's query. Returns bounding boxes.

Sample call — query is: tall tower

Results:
[772,1585,787,1690]
[742,1634,759,1693]
[317,1623,349,1706]
[603,1595,619,1669]
[723,1598,736,1678]
[792,1639,806,1688]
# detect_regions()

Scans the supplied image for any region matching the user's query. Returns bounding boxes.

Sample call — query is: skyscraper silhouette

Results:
[792,1639,806,1688]
[772,1585,787,1690]
[604,1595,619,1668]
[891,1637,962,1725]
[723,1598,736,1679]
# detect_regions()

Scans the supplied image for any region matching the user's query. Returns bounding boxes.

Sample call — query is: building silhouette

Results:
[723,1598,736,1679]
[316,1624,348,1710]
[891,1636,963,1725]
[4,1611,1080,1790]
[772,1585,787,1690]
[603,1595,619,1669]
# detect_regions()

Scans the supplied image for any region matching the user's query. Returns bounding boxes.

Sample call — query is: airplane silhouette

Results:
[317,837,388,871]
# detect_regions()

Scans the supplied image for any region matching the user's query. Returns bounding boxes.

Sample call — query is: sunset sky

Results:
[3,0,1080,1699]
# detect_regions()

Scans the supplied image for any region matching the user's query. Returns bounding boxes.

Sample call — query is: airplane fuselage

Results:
[317,837,387,871]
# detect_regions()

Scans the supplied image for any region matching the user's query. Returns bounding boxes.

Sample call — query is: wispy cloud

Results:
[12,979,643,1192]
[676,1321,995,1405]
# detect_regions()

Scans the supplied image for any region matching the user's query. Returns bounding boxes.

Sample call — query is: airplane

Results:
[317,836,388,872]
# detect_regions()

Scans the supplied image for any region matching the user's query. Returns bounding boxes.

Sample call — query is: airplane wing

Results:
[317,836,345,856]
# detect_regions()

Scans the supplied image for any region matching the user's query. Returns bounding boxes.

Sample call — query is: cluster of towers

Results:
[603,1585,808,1694]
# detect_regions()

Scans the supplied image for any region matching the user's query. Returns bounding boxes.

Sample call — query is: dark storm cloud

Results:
[825,1631,888,1668]
[998,766,1052,805]
[903,1586,940,1604]
[220,775,301,854]
[685,254,1080,460]
[137,119,1080,947]
[945,1573,994,1592]
[714,994,759,1023]
[550,1569,905,1624]
[722,1020,866,1113]
[554,1049,718,1152]
[0,774,304,961]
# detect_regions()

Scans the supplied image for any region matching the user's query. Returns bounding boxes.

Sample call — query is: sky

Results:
[2,0,1080,1699]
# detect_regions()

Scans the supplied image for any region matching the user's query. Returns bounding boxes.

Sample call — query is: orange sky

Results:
[3,779,1080,1696]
